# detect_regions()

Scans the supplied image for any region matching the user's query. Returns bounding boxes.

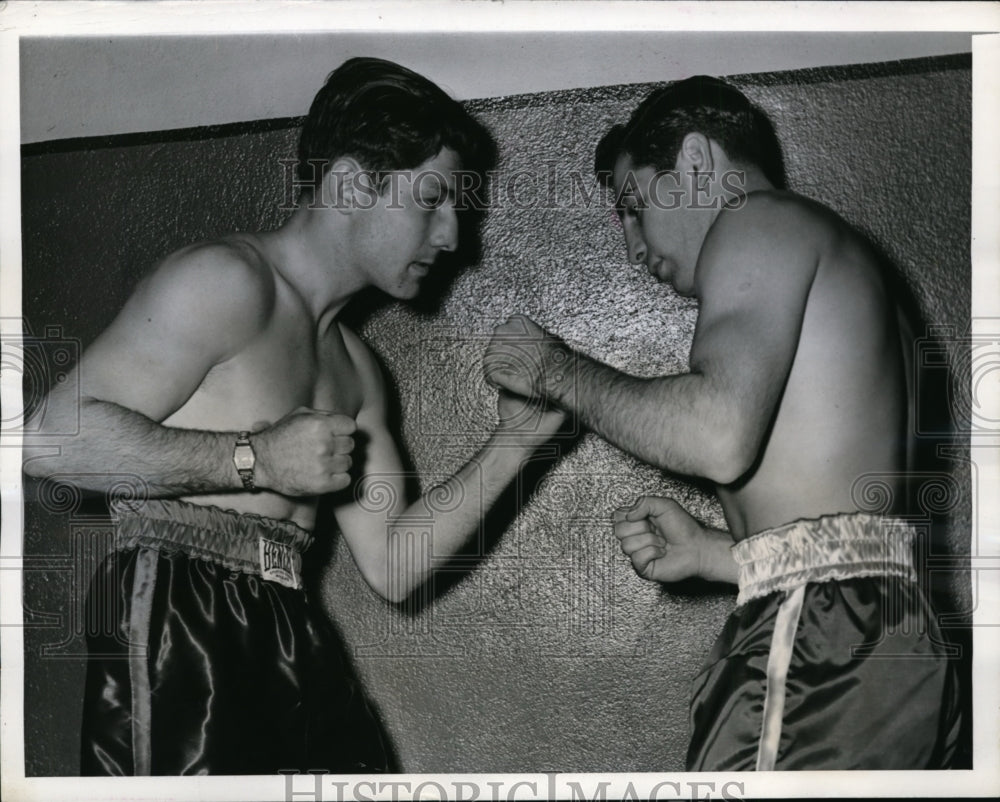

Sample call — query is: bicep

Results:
[689,207,819,423]
[75,304,219,422]
[70,245,272,422]
[332,334,409,542]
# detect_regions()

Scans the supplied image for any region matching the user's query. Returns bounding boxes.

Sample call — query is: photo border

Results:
[2,2,998,800]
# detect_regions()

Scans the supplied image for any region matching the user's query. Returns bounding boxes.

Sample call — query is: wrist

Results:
[231,430,258,491]
[541,337,576,405]
[699,528,737,584]
[488,423,547,453]
[695,530,710,581]
[247,428,275,491]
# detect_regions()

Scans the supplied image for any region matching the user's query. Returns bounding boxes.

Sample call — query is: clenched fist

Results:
[252,407,356,496]
[484,315,574,402]
[612,496,708,583]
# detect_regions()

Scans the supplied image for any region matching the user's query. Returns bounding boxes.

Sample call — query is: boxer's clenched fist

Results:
[253,407,356,496]
[484,314,573,401]
[612,496,706,583]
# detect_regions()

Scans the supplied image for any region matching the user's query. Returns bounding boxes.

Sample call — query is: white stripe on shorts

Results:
[755,584,806,771]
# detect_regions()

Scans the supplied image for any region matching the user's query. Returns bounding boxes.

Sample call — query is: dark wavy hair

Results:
[595,75,786,189]
[297,57,493,191]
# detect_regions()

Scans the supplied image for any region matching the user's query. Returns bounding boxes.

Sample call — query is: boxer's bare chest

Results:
[165,301,362,433]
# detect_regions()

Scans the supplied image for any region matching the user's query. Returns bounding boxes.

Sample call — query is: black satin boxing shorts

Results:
[687,513,962,771]
[81,498,393,775]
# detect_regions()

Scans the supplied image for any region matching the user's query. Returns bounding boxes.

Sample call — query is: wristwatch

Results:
[233,431,257,491]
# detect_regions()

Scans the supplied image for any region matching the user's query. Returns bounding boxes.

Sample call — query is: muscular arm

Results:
[489,196,821,485]
[334,330,563,602]
[25,399,240,495]
[23,243,273,495]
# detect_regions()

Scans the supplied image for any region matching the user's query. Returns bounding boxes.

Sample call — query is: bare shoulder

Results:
[126,237,278,354]
[694,191,831,297]
[143,237,276,311]
[706,191,839,255]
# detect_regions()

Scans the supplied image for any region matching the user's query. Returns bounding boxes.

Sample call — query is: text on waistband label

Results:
[258,537,302,589]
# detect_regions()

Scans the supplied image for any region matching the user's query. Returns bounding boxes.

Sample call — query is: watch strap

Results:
[234,430,256,491]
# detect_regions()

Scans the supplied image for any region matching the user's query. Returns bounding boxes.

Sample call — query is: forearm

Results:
[23,397,239,496]
[551,350,735,481]
[371,434,540,602]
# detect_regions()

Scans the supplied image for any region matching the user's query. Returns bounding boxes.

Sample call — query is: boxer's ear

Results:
[324,157,379,215]
[676,132,715,175]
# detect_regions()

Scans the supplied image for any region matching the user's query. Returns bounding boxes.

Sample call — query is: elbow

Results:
[22,453,43,479]
[358,567,414,605]
[699,424,760,486]
[383,588,412,606]
[376,581,411,605]
[21,394,93,480]
[21,447,56,480]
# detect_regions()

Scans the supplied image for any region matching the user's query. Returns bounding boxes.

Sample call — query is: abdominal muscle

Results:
[718,421,906,542]
[164,367,330,533]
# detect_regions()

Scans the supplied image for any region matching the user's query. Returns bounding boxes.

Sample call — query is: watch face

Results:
[234,444,255,470]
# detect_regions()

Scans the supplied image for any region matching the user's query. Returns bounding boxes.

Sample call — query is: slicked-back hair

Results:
[297,57,493,190]
[595,75,786,190]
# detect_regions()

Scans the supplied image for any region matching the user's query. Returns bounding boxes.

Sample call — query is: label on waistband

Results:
[258,537,302,589]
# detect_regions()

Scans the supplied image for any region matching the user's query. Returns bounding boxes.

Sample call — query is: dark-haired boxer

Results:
[484,76,961,770]
[25,57,563,775]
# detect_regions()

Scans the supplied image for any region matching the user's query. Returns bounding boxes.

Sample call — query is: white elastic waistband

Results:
[731,513,918,606]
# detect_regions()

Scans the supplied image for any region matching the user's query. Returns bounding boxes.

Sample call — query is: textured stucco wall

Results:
[21,57,971,775]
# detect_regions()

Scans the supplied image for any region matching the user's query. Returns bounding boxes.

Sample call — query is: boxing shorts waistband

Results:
[731,512,918,607]
[111,498,313,590]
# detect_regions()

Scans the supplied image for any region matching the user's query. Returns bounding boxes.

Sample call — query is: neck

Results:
[731,163,774,196]
[260,208,366,328]
[701,141,774,196]
[699,163,773,230]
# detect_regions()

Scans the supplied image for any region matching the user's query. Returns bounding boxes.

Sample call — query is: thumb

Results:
[625,495,672,522]
[323,413,357,436]
[284,407,356,435]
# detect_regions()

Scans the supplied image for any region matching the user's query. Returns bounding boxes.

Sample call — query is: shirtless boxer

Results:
[484,76,960,770]
[23,57,563,775]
